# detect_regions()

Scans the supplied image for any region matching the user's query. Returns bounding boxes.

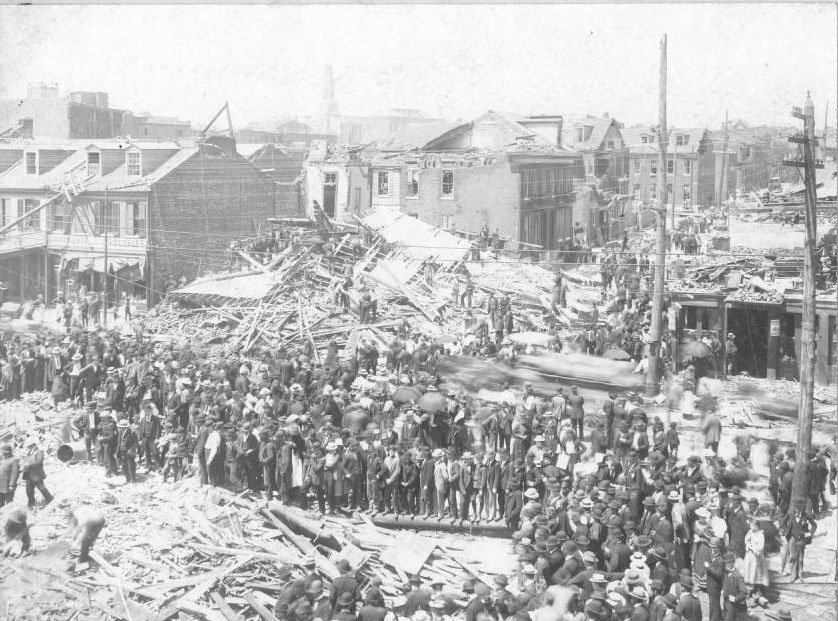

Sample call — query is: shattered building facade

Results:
[0,136,276,305]
[306,111,586,252]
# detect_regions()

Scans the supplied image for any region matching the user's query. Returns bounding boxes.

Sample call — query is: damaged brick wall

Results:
[147,151,276,303]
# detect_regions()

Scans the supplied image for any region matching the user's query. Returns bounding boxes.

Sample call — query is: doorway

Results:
[323,173,337,218]
[727,307,769,377]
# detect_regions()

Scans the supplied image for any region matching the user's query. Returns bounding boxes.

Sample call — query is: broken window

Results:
[25,152,37,175]
[127,151,142,176]
[87,151,100,176]
[19,198,40,231]
[49,202,71,232]
[442,170,454,197]
[406,170,419,198]
[377,171,389,196]
[633,160,641,174]
[324,173,337,185]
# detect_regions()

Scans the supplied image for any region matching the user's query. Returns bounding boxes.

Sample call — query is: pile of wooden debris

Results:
[0,458,514,621]
[142,210,571,360]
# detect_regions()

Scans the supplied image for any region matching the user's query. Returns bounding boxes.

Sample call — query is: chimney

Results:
[19,118,33,138]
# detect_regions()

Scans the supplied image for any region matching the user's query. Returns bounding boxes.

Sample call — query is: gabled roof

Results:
[562,115,620,152]
[379,120,461,152]
[421,110,564,153]
[0,141,204,195]
[622,127,709,155]
[0,149,88,191]
[84,146,199,192]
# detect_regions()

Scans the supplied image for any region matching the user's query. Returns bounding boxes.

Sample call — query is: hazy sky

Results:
[0,4,835,130]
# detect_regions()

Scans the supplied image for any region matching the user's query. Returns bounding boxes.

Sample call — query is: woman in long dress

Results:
[743,518,769,606]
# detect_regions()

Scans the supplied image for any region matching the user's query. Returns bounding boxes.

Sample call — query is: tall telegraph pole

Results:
[646,34,668,396]
[784,93,823,511]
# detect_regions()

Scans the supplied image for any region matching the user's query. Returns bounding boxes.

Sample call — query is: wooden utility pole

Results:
[646,33,668,396]
[103,187,109,331]
[784,93,823,511]
[716,111,729,208]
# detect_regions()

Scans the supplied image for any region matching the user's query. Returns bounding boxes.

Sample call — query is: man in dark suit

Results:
[722,552,747,621]
[604,517,631,572]
[0,444,20,507]
[418,447,435,518]
[136,401,160,471]
[404,575,432,616]
[458,452,475,526]
[115,418,138,484]
[98,411,118,476]
[21,438,53,507]
[704,538,726,621]
[329,559,361,612]
[74,402,101,463]
[676,575,702,621]
[726,495,749,559]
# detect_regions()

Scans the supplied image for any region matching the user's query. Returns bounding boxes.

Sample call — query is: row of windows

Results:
[24,150,143,178]
[0,198,147,236]
[375,170,454,199]
[631,183,692,201]
[632,158,693,176]
[639,134,690,146]
[521,167,573,200]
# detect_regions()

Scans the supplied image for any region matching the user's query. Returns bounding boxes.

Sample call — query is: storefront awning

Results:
[61,253,145,276]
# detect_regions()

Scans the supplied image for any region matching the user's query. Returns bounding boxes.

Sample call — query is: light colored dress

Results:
[743,529,769,586]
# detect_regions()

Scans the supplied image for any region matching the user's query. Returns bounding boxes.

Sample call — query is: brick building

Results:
[0,136,275,305]
[313,111,584,251]
[622,127,716,209]
[0,84,128,140]
[240,143,307,217]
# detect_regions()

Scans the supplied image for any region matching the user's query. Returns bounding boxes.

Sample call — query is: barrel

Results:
[56,441,87,464]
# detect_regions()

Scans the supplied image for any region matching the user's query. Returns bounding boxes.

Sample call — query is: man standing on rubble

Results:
[0,444,20,507]
[99,410,118,477]
[116,418,138,484]
[237,421,259,491]
[75,402,100,464]
[136,401,160,472]
[568,386,585,441]
[205,421,226,487]
[19,437,52,508]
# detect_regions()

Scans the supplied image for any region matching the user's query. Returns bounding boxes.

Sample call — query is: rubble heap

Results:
[143,210,572,360]
[0,458,513,620]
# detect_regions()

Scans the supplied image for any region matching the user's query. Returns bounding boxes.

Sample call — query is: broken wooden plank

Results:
[243,591,280,621]
[210,592,240,621]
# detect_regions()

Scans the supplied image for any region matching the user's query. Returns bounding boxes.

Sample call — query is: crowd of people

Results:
[0,316,832,621]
